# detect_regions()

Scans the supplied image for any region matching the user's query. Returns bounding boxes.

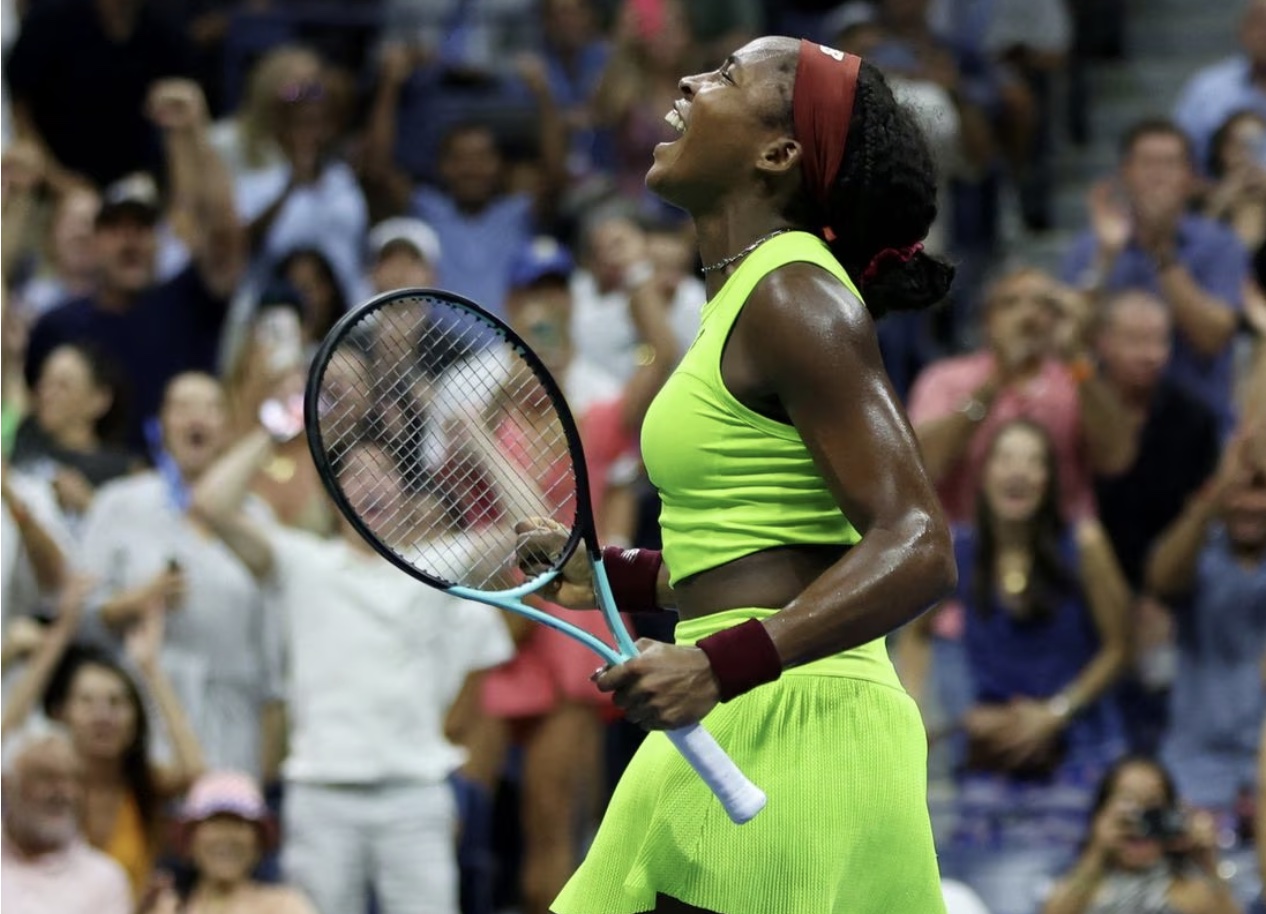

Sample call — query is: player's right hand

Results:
[514,517,597,609]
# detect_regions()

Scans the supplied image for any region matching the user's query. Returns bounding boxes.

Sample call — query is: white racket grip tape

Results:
[666,723,767,824]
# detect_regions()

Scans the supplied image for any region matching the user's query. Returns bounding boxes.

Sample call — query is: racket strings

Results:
[314,293,580,590]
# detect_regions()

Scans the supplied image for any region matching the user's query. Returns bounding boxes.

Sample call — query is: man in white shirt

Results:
[191,419,514,914]
[1,724,131,914]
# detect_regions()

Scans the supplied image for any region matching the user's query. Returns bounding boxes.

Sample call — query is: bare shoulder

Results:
[254,884,321,914]
[741,261,876,355]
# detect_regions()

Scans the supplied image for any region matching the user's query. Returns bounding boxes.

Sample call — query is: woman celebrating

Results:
[1,582,205,900]
[907,420,1130,914]
[11,342,138,512]
[518,36,957,914]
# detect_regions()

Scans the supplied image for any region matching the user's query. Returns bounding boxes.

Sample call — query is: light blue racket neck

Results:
[449,557,637,666]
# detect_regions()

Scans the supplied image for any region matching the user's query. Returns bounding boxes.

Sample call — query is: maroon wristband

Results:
[696,619,782,702]
[601,546,664,613]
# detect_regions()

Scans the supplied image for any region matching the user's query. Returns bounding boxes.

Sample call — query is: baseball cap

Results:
[368,217,442,265]
[179,770,277,848]
[96,173,161,227]
[509,236,574,289]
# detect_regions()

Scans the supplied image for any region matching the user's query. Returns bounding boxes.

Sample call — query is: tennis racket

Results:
[303,287,767,825]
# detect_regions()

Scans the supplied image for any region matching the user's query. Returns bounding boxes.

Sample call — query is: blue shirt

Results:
[23,265,228,449]
[1174,56,1266,172]
[1162,528,1266,809]
[544,41,614,176]
[412,187,534,319]
[954,526,1123,767]
[1060,215,1246,430]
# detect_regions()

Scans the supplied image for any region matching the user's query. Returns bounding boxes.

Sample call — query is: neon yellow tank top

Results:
[641,231,863,586]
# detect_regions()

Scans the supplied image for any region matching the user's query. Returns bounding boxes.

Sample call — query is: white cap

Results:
[368,217,442,266]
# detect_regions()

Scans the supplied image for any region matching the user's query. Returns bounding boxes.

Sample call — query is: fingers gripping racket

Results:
[304,288,766,824]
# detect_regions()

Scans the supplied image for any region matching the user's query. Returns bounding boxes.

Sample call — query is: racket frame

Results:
[304,286,764,824]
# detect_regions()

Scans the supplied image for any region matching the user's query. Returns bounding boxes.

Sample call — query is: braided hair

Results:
[785,60,955,318]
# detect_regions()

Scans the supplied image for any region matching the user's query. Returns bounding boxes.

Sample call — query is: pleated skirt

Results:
[552,609,948,914]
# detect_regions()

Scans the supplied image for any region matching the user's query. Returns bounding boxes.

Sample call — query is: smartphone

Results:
[256,306,304,375]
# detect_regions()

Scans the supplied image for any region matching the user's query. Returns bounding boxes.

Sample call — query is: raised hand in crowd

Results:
[1146,422,1264,601]
[2,467,69,595]
[0,574,92,739]
[1088,179,1132,265]
[1,139,47,286]
[97,562,188,632]
[146,78,210,134]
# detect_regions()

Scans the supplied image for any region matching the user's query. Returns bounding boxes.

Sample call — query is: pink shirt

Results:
[907,352,1094,524]
[1,835,132,914]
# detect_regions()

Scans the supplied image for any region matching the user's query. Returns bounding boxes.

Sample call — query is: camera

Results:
[1129,806,1186,841]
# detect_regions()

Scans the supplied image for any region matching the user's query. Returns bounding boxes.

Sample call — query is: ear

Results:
[755,136,801,176]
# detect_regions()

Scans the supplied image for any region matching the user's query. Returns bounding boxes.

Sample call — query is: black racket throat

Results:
[304,287,599,591]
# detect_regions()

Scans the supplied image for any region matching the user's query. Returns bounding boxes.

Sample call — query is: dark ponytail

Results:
[817,62,955,318]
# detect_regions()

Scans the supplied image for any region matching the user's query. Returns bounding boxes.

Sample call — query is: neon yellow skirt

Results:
[552,609,947,914]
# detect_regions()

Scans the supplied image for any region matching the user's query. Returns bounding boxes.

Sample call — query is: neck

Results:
[96,285,134,313]
[1109,376,1155,414]
[81,756,125,788]
[3,825,68,859]
[693,203,795,298]
[990,516,1030,550]
[48,421,99,452]
[454,196,493,217]
[194,877,247,900]
[1231,540,1266,567]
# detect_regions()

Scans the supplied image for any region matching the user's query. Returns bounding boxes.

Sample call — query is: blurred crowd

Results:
[0,1,1264,913]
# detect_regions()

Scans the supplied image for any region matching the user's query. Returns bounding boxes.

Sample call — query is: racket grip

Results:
[666,723,767,824]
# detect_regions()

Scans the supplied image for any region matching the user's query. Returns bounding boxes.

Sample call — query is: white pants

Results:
[282,780,459,914]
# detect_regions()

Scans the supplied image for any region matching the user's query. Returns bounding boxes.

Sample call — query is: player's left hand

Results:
[595,639,720,730]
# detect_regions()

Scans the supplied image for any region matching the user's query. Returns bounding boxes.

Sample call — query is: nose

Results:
[679,75,700,98]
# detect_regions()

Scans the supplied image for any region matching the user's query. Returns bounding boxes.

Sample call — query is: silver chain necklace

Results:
[699,228,794,274]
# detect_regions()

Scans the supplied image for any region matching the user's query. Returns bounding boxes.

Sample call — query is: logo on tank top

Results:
[818,44,846,61]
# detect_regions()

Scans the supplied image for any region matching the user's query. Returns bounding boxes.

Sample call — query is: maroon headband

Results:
[792,39,862,238]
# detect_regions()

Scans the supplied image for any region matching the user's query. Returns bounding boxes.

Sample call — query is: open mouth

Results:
[664,109,685,134]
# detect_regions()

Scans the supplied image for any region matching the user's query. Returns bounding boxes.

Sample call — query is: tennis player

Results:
[516,37,958,914]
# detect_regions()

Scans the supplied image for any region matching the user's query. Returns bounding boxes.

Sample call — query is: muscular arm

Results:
[738,267,957,666]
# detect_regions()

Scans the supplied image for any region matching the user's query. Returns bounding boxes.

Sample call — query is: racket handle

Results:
[666,723,767,824]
